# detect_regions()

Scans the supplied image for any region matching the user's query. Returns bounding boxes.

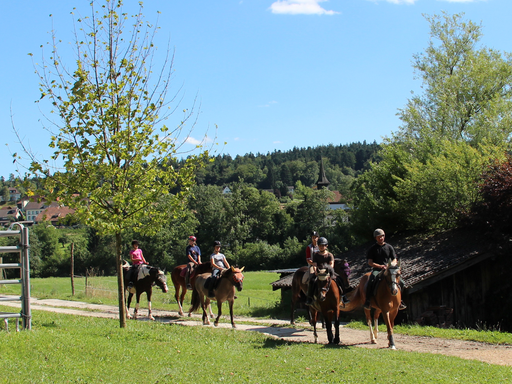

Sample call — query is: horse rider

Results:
[364,228,406,310]
[302,230,319,286]
[209,240,230,298]
[305,236,335,305]
[185,235,202,289]
[127,240,148,289]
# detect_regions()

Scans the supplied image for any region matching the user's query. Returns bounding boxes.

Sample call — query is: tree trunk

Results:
[116,232,127,328]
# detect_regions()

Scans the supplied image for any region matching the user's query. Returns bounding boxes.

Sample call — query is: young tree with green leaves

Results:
[24,1,209,327]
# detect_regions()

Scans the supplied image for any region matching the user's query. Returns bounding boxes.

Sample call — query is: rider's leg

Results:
[305,276,316,306]
[364,273,375,310]
[398,279,407,310]
[185,263,193,289]
[208,271,218,298]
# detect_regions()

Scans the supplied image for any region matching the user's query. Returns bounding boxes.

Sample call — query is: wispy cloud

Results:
[269,0,339,15]
[372,0,417,4]
[258,100,278,108]
[185,135,213,146]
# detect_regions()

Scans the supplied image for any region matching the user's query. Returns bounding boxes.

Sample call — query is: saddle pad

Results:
[137,265,151,280]
[180,268,187,277]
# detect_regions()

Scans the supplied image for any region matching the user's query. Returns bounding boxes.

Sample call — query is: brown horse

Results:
[122,261,168,320]
[290,258,351,325]
[171,262,213,317]
[307,265,341,344]
[341,259,402,349]
[189,266,244,328]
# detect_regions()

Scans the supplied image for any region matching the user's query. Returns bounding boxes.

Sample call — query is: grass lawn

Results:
[1,308,511,383]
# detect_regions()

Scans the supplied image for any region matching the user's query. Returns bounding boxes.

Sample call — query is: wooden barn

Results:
[271,228,512,331]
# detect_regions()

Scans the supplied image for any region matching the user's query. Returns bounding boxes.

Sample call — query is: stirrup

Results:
[363,300,371,310]
[341,295,350,305]
[305,297,313,306]
[399,301,407,310]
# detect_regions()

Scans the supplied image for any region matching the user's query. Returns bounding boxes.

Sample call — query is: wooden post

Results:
[70,243,75,296]
[0,256,3,281]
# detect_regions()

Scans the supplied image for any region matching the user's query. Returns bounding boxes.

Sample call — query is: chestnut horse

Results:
[122,261,168,320]
[307,264,341,344]
[189,266,244,328]
[290,258,351,325]
[340,259,402,349]
[171,262,213,317]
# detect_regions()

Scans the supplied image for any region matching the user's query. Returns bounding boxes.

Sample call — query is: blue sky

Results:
[2,0,512,179]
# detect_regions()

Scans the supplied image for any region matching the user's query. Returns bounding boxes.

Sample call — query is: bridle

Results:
[384,262,400,296]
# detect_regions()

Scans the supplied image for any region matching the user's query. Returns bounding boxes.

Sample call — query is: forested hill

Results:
[191,141,381,194]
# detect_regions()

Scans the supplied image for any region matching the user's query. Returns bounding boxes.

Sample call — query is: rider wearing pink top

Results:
[128,240,147,289]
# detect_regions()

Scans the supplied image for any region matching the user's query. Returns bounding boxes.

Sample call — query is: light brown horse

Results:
[290,258,351,325]
[171,262,213,317]
[341,259,402,349]
[189,266,244,328]
[307,265,341,344]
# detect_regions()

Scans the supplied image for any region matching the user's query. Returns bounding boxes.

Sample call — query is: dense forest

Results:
[0,141,380,277]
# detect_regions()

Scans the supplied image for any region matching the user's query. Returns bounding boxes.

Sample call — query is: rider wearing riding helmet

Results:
[302,231,319,285]
[185,235,202,289]
[305,236,334,306]
[209,241,230,298]
[364,228,406,310]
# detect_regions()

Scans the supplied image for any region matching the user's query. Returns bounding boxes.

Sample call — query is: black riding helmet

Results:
[318,237,328,246]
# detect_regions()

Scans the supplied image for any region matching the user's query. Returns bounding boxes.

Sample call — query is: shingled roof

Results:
[339,228,506,293]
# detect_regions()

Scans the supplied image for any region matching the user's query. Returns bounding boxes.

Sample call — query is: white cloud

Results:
[269,0,339,15]
[258,100,278,108]
[383,0,417,4]
[185,135,213,146]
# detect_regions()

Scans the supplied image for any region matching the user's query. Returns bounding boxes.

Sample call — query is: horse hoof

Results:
[178,311,184,317]
[371,340,377,344]
[389,345,396,350]
[149,316,155,321]
[232,324,236,329]
[214,322,219,327]
[188,313,192,317]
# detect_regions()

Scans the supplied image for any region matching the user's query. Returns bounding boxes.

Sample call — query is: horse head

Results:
[334,258,351,291]
[315,265,332,302]
[385,259,401,296]
[151,267,169,293]
[230,265,245,292]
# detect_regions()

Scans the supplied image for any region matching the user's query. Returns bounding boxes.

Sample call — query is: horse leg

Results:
[228,299,236,328]
[208,303,214,318]
[310,310,319,344]
[201,295,210,326]
[333,310,340,345]
[134,292,141,320]
[290,295,297,325]
[126,292,133,319]
[383,311,397,349]
[325,312,334,344]
[175,284,185,317]
[214,300,223,327]
[147,290,155,321]
[373,309,381,342]
[365,308,377,344]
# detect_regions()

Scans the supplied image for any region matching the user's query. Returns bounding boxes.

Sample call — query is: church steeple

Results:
[316,157,330,189]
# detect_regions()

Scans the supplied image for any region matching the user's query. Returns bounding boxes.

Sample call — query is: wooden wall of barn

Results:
[404,253,512,332]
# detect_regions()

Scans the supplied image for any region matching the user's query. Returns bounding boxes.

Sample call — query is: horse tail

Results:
[189,287,201,313]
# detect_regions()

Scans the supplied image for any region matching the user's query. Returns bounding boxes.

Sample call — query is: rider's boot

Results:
[185,270,192,290]
[305,279,315,306]
[399,301,407,310]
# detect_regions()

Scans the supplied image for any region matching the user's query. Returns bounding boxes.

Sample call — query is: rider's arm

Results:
[141,250,148,264]
[368,259,386,270]
[223,257,230,270]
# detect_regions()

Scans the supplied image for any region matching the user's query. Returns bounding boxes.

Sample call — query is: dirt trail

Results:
[2,297,511,367]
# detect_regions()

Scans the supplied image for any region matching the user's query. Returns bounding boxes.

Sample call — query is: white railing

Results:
[0,223,31,331]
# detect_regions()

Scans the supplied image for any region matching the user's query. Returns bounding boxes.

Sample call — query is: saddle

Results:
[366,270,385,297]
